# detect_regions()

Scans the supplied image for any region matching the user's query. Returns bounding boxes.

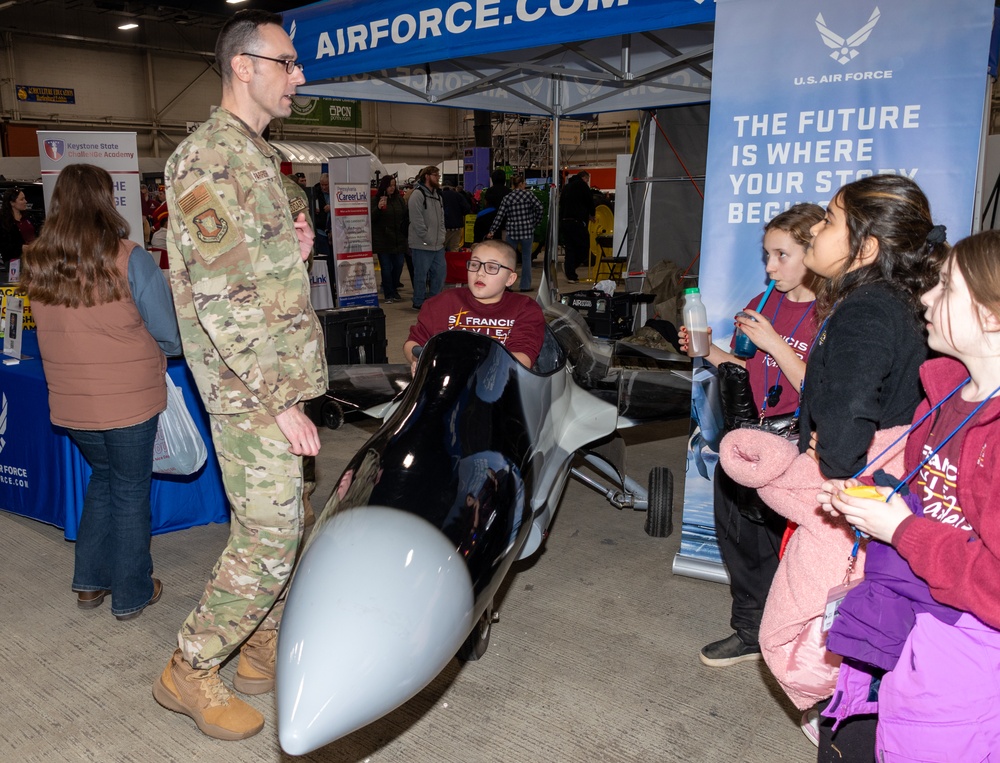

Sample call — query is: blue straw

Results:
[754,279,776,311]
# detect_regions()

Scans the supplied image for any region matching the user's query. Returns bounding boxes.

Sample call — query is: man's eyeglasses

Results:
[240,52,304,75]
[466,260,513,275]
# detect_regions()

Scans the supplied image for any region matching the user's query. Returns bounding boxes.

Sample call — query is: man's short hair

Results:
[577,170,591,182]
[417,166,440,183]
[472,239,517,270]
[216,9,284,87]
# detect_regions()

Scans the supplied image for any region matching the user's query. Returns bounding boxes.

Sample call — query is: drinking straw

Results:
[754,279,776,311]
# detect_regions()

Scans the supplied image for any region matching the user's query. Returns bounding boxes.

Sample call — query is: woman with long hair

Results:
[22,164,181,621]
[798,174,946,760]
[0,186,39,266]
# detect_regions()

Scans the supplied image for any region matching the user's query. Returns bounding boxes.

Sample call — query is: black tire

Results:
[457,604,493,662]
[321,400,345,430]
[644,467,674,537]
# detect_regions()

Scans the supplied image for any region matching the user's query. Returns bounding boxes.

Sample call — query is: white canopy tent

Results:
[270,140,388,185]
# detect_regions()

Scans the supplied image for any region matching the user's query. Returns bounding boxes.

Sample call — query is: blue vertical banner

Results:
[675,0,995,579]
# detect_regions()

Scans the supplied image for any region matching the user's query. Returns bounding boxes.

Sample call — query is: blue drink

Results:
[732,312,757,359]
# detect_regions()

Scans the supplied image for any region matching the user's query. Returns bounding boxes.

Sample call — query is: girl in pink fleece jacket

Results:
[819,230,1000,761]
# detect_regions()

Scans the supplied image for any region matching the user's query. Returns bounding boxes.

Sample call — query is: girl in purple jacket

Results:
[818,230,1000,761]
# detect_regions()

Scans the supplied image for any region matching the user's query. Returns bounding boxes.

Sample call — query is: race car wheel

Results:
[321,399,345,430]
[644,467,674,537]
[457,603,493,662]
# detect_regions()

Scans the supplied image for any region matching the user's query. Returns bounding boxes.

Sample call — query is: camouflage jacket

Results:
[165,107,327,416]
[281,172,314,271]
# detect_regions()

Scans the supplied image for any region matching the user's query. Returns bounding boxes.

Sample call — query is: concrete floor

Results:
[0,266,818,762]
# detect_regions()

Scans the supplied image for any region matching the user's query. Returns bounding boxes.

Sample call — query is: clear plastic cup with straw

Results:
[732,279,775,359]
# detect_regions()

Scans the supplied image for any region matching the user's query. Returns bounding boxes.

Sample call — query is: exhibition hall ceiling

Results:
[67,0,311,24]
[0,0,316,53]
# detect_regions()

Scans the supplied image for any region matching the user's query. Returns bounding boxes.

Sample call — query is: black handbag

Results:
[717,362,799,442]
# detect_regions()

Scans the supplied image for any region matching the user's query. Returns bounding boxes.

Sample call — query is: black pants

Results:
[816,697,877,762]
[560,218,589,280]
[713,461,785,646]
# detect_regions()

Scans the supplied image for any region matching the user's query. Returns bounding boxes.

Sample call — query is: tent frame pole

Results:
[543,78,562,303]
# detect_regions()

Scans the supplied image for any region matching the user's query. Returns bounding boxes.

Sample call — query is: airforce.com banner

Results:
[284,0,714,81]
[675,0,994,580]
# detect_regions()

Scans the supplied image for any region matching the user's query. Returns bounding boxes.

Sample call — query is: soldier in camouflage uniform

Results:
[280,170,319,525]
[151,9,327,741]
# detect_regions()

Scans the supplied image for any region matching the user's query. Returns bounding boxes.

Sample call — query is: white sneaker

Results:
[800,708,820,748]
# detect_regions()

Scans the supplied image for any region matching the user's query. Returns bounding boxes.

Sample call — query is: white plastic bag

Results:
[152,374,208,475]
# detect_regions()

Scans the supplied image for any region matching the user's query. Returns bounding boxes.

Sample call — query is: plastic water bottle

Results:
[682,287,710,358]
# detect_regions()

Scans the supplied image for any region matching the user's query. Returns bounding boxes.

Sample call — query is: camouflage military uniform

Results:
[281,172,314,271]
[165,107,328,669]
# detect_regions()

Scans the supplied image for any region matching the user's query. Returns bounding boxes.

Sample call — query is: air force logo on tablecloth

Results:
[44,139,65,162]
[816,7,881,65]
[0,393,8,455]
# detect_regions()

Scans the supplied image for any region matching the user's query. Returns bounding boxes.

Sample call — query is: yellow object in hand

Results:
[843,485,886,501]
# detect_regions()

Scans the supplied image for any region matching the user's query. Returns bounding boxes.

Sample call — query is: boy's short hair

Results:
[472,239,517,270]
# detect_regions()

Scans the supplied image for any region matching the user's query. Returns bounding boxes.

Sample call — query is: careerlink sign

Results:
[284,0,714,79]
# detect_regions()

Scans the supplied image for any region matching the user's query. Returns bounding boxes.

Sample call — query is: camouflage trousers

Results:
[178,408,302,669]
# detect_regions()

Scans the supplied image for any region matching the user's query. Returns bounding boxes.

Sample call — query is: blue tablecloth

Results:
[0,331,229,539]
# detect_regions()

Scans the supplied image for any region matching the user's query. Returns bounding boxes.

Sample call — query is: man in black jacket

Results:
[311,173,330,256]
[559,171,595,283]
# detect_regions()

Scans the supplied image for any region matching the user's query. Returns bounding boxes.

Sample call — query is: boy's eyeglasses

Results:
[466,260,514,275]
[240,52,305,75]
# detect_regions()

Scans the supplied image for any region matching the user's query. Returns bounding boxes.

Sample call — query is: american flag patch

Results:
[178,184,211,215]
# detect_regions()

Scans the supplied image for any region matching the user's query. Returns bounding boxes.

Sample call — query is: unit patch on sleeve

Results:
[288,194,308,218]
[192,208,229,243]
[177,182,238,261]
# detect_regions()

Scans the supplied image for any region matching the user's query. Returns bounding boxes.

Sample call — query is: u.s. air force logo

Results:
[816,7,881,65]
[193,209,228,244]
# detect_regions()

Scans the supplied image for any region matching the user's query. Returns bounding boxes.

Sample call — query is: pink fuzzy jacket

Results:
[718,426,907,710]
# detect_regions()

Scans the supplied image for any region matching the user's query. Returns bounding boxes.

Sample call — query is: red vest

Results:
[33,240,166,430]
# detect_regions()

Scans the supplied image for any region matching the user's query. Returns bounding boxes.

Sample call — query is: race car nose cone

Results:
[277,506,475,755]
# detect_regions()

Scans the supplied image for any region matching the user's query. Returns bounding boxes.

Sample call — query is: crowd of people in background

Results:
[108,158,599,313]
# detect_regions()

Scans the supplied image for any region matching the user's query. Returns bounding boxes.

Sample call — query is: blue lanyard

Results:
[845,376,1000,555]
[760,295,815,416]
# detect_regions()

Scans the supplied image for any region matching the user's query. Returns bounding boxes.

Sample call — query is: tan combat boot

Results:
[233,628,277,695]
[152,649,264,740]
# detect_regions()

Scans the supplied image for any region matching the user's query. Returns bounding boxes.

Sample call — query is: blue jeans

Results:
[69,415,159,617]
[512,237,534,290]
[378,252,405,299]
[411,248,446,307]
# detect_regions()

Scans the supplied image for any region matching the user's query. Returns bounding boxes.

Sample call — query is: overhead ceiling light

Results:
[118,22,139,29]
[226,0,248,4]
